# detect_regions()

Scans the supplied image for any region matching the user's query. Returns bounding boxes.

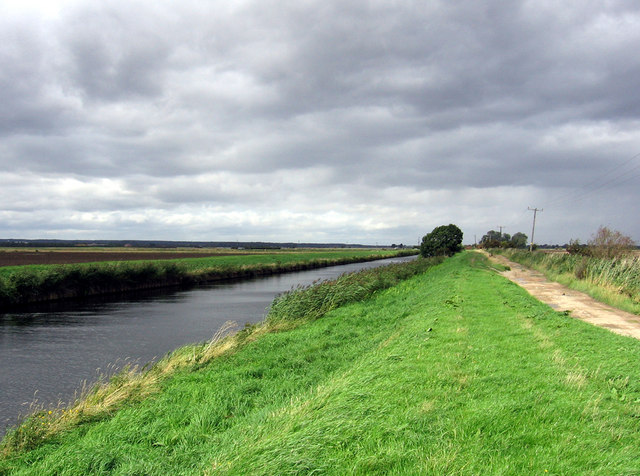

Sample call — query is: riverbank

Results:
[0,249,413,308]
[0,256,442,460]
[2,252,640,474]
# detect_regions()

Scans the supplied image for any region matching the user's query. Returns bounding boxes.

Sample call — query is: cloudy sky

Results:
[1,0,639,246]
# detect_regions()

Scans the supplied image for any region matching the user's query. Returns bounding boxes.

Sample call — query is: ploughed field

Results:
[0,249,243,267]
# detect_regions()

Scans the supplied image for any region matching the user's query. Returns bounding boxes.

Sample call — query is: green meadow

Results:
[2,252,640,475]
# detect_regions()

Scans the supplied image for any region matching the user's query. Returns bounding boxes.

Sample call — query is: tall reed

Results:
[266,256,444,324]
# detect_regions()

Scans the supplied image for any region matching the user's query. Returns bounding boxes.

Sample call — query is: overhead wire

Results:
[543,151,640,208]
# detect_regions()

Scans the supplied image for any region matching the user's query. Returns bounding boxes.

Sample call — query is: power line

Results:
[548,164,640,208]
[544,152,640,208]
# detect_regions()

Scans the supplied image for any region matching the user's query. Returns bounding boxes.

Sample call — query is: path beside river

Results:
[483,251,640,339]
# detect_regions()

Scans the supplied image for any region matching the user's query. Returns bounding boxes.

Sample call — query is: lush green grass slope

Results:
[2,252,640,475]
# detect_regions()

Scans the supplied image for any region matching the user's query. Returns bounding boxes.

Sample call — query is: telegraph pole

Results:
[498,226,506,240]
[528,207,543,251]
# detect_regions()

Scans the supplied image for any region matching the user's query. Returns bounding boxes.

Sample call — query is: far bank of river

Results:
[0,255,415,436]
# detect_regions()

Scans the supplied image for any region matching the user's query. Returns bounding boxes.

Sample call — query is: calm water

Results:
[0,255,413,435]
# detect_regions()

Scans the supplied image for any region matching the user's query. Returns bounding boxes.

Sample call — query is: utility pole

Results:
[528,207,543,252]
[498,226,506,240]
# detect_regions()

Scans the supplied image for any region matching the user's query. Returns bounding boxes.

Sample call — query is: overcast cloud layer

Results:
[1,0,639,245]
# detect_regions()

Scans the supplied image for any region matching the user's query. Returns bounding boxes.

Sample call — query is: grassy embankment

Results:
[0,249,412,308]
[495,248,640,315]
[2,252,640,474]
[0,256,443,466]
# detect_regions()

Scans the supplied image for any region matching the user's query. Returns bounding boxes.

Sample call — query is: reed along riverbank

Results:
[2,252,640,474]
[0,249,413,308]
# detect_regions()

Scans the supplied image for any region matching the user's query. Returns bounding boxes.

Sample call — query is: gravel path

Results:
[483,251,640,340]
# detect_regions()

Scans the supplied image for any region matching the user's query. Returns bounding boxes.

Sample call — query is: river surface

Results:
[0,255,414,436]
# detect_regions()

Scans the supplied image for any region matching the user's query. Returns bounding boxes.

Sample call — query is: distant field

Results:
[0,248,400,275]
[0,248,412,307]
[0,249,246,267]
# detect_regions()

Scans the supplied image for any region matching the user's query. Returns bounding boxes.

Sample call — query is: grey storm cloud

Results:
[1,0,639,244]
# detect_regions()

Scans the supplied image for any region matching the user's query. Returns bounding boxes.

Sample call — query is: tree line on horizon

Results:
[478,230,528,249]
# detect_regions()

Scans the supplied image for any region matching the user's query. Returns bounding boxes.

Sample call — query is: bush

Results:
[420,224,463,258]
[587,226,636,259]
[566,239,590,256]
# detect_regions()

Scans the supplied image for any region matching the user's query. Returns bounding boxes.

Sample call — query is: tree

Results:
[587,226,636,259]
[420,224,463,258]
[481,230,502,245]
[481,229,527,249]
[510,232,528,249]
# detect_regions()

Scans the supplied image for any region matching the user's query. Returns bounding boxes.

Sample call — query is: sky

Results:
[1,0,639,246]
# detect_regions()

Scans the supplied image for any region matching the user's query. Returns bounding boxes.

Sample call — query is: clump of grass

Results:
[0,256,437,458]
[267,256,443,325]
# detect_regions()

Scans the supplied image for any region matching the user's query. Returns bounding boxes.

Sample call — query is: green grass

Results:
[0,249,411,307]
[496,249,640,314]
[0,256,440,460]
[2,252,640,474]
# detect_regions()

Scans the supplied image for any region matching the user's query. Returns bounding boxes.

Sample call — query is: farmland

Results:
[0,249,245,267]
[0,247,402,270]
[2,252,639,474]
[0,248,412,307]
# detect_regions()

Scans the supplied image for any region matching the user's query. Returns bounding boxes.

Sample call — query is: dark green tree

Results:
[420,224,463,258]
[480,230,501,248]
[510,232,528,249]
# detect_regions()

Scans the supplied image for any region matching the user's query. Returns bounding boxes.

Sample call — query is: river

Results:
[0,255,414,436]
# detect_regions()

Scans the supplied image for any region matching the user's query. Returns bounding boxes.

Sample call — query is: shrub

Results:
[420,224,463,258]
[574,258,588,279]
[566,239,590,256]
[587,226,636,259]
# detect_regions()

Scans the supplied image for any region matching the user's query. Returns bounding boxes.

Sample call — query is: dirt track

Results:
[484,252,640,340]
[0,250,240,267]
